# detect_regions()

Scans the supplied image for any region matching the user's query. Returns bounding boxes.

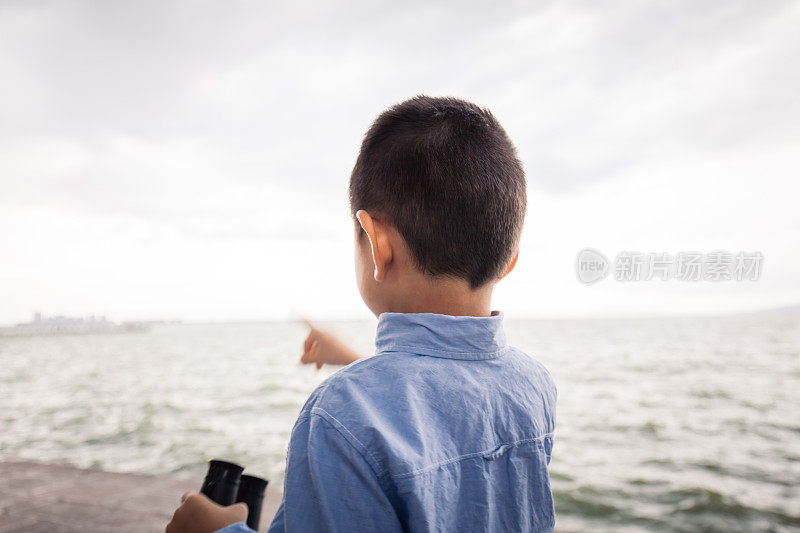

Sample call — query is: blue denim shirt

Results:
[219,311,557,532]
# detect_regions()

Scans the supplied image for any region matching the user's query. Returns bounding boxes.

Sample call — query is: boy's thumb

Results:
[230,501,248,517]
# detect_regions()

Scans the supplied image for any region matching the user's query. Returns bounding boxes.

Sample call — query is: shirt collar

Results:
[375,311,509,360]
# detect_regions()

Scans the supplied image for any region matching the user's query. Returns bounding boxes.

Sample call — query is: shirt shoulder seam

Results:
[310,406,388,479]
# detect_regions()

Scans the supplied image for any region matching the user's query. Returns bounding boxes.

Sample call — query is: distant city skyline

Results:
[1,1,799,325]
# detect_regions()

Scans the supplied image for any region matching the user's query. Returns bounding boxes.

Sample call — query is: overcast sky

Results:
[1,0,799,324]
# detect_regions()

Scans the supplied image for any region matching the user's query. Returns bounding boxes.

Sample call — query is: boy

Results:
[167,96,557,532]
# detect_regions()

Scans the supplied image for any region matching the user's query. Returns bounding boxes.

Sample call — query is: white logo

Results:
[575,248,763,284]
[576,248,610,284]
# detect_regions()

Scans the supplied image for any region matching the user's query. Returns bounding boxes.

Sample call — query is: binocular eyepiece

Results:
[200,459,269,531]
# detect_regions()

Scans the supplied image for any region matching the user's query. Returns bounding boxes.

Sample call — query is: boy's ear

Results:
[356,210,393,281]
[499,251,519,280]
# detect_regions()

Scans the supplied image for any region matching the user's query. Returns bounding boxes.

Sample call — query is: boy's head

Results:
[349,95,526,316]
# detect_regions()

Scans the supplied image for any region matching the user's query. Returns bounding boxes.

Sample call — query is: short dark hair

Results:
[349,95,526,288]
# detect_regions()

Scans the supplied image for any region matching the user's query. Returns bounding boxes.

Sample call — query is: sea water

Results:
[1,313,798,532]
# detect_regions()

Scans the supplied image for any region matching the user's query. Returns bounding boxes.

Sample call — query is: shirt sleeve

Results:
[267,411,403,533]
[215,521,254,533]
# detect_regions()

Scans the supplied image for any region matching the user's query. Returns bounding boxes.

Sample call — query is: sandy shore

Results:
[0,461,281,533]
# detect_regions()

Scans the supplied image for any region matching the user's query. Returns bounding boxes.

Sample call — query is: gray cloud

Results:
[2,1,796,199]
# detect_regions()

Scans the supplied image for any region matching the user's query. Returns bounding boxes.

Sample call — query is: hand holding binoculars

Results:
[200,459,269,531]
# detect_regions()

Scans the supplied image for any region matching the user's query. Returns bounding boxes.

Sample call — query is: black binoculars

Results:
[200,459,269,531]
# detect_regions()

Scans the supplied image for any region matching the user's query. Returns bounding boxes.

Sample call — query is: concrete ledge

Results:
[0,461,281,533]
